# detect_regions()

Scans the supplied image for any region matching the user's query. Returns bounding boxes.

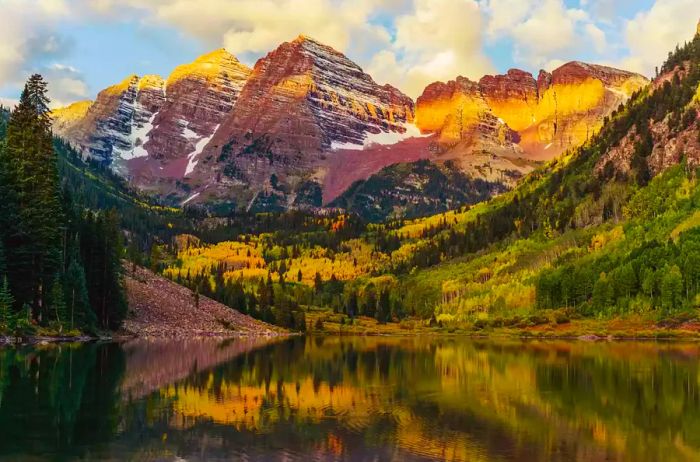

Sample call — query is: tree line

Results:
[0,75,126,335]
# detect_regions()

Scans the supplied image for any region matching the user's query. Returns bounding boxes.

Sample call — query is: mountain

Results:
[192,35,416,209]
[415,62,648,162]
[52,74,166,173]
[52,50,252,199]
[52,37,647,216]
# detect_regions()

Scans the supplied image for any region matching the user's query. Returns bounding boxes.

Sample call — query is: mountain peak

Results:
[101,74,139,96]
[137,74,165,91]
[194,47,239,64]
[167,48,251,86]
[293,34,322,45]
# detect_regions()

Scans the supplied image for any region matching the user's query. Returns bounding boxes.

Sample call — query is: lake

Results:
[0,336,699,461]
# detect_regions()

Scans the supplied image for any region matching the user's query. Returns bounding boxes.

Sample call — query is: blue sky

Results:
[0,0,698,105]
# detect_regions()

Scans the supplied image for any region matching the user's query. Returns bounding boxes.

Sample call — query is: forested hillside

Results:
[329,159,507,222]
[143,28,700,333]
[0,77,126,335]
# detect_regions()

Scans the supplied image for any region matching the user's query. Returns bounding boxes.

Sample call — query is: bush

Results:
[553,310,571,324]
[527,314,550,326]
[489,317,505,328]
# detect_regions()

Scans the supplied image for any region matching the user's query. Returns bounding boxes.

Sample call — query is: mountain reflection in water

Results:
[0,337,699,461]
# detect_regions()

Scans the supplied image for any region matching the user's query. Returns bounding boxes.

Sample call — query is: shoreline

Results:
[3,327,698,346]
[0,330,298,346]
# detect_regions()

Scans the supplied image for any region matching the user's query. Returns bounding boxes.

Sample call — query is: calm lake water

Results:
[1,337,699,461]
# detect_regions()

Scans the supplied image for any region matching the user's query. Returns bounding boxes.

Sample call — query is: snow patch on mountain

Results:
[331,123,427,151]
[184,124,219,177]
[125,111,157,160]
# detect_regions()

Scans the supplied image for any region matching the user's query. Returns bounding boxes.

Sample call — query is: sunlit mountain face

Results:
[49,39,645,212]
[2,338,700,461]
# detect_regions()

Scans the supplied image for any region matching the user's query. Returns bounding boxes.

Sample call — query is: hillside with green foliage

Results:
[139,28,700,334]
[329,159,507,222]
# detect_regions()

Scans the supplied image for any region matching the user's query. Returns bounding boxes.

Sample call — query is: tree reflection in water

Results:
[0,338,699,461]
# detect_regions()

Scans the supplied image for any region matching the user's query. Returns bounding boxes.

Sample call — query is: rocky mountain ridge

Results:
[416,61,649,161]
[51,36,649,214]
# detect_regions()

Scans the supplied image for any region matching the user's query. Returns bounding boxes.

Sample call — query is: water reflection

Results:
[1,338,700,461]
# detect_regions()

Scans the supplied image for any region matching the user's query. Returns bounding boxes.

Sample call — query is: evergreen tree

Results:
[346,291,358,318]
[3,75,63,318]
[661,265,683,312]
[149,244,162,273]
[64,257,94,330]
[0,237,6,278]
[127,239,142,273]
[0,277,14,329]
[363,284,377,318]
[49,277,68,331]
[314,272,323,293]
[377,289,391,324]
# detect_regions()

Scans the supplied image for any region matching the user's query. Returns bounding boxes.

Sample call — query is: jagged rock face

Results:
[50,100,92,135]
[196,35,415,202]
[51,39,649,214]
[207,35,413,155]
[595,67,700,178]
[141,50,252,178]
[416,61,649,161]
[52,74,166,173]
[479,69,538,132]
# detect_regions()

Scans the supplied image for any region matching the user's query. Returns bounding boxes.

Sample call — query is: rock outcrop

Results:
[416,62,649,161]
[52,74,166,174]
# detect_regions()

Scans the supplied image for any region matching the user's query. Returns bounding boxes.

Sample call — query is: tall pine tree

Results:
[3,75,63,320]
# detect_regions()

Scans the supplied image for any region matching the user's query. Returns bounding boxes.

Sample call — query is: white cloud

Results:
[2,0,698,105]
[619,0,700,76]
[585,23,607,53]
[0,0,87,105]
[505,0,595,68]
[369,0,494,97]
[87,0,398,64]
[43,63,90,108]
[482,0,535,37]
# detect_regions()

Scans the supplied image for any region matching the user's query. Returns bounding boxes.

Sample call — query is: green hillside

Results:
[329,159,507,222]
[148,28,700,334]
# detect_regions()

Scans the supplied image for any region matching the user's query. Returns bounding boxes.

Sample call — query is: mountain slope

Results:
[390,29,700,320]
[123,265,280,337]
[193,35,416,208]
[329,159,507,221]
[51,37,648,217]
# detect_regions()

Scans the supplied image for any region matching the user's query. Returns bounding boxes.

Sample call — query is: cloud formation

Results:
[0,0,89,106]
[0,0,699,103]
[620,0,700,75]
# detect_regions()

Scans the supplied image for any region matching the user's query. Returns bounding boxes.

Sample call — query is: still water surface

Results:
[0,336,699,461]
